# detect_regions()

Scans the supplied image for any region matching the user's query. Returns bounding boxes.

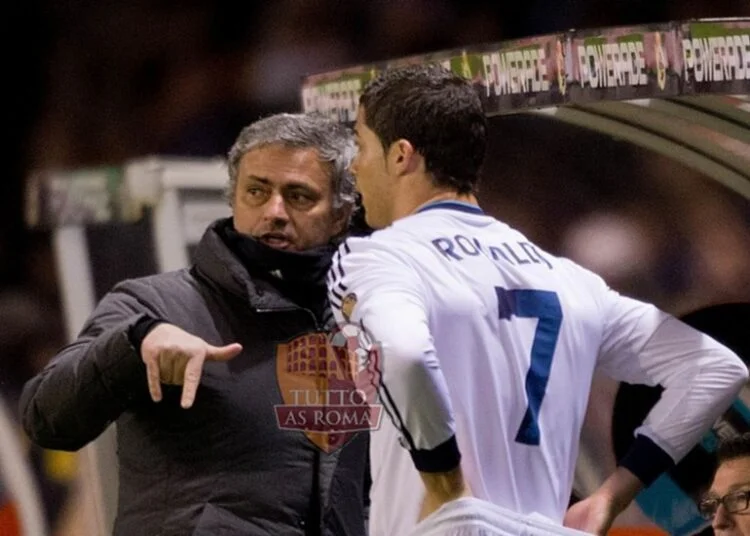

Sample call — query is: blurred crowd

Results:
[3,0,750,534]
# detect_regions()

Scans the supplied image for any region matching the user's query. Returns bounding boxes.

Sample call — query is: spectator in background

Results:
[700,433,750,535]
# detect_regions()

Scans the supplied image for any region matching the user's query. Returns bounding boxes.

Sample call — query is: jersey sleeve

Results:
[327,237,461,473]
[596,284,748,483]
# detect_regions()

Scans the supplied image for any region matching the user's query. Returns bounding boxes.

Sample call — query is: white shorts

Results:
[408,498,593,536]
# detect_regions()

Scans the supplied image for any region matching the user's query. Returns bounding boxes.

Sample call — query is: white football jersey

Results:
[327,201,745,536]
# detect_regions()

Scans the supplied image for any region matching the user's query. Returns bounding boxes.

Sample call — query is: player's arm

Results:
[328,239,468,517]
[584,286,747,525]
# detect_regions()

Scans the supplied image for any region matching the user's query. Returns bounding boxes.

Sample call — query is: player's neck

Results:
[418,191,478,209]
[392,182,478,222]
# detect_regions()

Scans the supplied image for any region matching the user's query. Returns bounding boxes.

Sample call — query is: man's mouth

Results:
[260,233,294,250]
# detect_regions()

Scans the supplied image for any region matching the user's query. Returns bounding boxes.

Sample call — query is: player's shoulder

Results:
[336,226,412,258]
[555,254,610,288]
[546,254,619,314]
[330,228,418,287]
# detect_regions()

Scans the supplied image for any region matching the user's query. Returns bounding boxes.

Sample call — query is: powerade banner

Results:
[567,24,681,101]
[681,20,750,95]
[300,34,568,123]
[300,18,750,120]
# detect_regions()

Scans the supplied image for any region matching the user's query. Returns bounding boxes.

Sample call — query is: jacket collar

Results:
[193,219,332,314]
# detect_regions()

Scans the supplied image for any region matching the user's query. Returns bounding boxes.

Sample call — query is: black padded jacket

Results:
[19,220,368,536]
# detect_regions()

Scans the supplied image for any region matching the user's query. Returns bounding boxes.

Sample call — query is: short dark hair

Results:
[717,433,750,464]
[359,64,488,194]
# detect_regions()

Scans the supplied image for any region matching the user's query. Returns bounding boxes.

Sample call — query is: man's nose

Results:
[263,193,289,222]
[713,504,734,530]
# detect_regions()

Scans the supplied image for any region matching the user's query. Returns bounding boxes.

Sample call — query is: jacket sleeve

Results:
[19,279,164,451]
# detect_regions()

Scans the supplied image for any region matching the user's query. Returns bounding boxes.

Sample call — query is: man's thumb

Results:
[206,342,243,361]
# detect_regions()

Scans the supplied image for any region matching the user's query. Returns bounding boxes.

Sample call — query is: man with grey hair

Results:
[20,113,369,535]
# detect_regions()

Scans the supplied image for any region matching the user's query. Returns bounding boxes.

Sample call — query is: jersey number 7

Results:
[495,288,563,446]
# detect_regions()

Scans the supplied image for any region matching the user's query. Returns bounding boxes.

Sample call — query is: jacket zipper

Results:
[256,305,325,535]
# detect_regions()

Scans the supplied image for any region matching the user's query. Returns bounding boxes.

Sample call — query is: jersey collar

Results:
[415,200,484,215]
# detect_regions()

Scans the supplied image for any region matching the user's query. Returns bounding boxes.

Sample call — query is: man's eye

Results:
[727,491,750,510]
[247,187,264,196]
[289,192,313,203]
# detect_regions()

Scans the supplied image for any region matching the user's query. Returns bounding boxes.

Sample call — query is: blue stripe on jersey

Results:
[416,200,484,215]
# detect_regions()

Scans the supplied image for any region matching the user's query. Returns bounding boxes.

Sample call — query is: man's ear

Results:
[387,139,420,176]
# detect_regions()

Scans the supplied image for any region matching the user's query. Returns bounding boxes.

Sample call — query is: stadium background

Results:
[3,1,750,534]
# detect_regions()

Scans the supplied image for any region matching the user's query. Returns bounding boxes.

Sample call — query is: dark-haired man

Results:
[326,64,747,536]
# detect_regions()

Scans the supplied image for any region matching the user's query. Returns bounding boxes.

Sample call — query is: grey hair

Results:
[226,113,356,213]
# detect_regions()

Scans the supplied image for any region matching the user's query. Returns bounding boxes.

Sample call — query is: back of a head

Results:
[360,64,488,194]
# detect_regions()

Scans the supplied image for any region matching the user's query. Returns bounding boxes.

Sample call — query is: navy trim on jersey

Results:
[377,374,418,452]
[618,434,676,486]
[329,286,344,303]
[330,248,349,297]
[416,200,484,215]
[359,331,420,453]
[410,435,462,473]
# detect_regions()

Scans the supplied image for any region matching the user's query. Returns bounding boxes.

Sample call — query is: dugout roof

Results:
[300,18,750,201]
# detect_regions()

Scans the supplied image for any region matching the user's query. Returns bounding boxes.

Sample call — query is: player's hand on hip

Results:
[140,323,243,408]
